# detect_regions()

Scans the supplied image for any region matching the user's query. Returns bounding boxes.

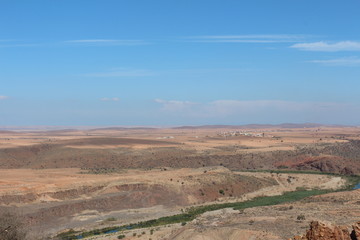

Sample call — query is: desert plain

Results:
[0,124,360,239]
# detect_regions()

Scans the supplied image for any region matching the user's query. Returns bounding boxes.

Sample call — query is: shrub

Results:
[297,214,306,221]
[0,210,27,240]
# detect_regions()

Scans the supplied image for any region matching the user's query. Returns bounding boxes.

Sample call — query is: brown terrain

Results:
[290,220,360,240]
[83,187,360,240]
[0,125,359,239]
[1,126,360,173]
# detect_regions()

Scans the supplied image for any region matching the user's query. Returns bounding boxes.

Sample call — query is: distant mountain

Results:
[0,130,17,134]
[89,127,157,131]
[277,123,324,128]
[38,129,79,133]
[172,123,349,129]
[173,125,235,129]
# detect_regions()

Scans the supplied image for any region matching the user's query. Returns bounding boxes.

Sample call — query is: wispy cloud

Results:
[207,100,342,115]
[0,42,42,48]
[186,34,307,43]
[196,34,306,39]
[83,68,155,77]
[100,97,120,102]
[0,96,9,100]
[0,39,16,42]
[154,99,350,121]
[65,39,147,46]
[0,39,147,48]
[309,57,360,66]
[154,99,198,111]
[291,41,360,52]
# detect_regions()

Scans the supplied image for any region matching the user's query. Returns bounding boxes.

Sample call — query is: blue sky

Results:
[1,0,360,126]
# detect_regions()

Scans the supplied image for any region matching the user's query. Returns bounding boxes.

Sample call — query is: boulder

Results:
[292,221,353,240]
[351,221,360,240]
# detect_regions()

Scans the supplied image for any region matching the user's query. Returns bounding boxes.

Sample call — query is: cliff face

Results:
[290,221,360,240]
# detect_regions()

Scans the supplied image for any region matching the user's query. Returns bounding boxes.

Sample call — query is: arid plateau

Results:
[0,125,360,240]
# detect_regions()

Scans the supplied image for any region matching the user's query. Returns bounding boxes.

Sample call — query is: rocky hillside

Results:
[290,221,360,240]
[0,139,360,175]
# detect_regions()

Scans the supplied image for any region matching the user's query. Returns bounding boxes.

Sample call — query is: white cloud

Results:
[65,39,147,45]
[100,97,120,102]
[196,34,306,39]
[0,96,8,100]
[83,68,154,77]
[207,100,343,115]
[154,99,198,111]
[291,41,360,52]
[191,40,295,43]
[187,34,307,43]
[0,43,41,48]
[0,39,147,48]
[0,40,35,48]
[154,99,351,123]
[309,57,360,66]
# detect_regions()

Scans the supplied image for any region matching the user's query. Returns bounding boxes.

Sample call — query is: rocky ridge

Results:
[291,221,360,240]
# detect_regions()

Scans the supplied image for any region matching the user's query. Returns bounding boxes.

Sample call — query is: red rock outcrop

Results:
[291,221,360,240]
[352,221,360,239]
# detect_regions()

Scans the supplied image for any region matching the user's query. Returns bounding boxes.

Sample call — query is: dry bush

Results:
[0,210,27,240]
